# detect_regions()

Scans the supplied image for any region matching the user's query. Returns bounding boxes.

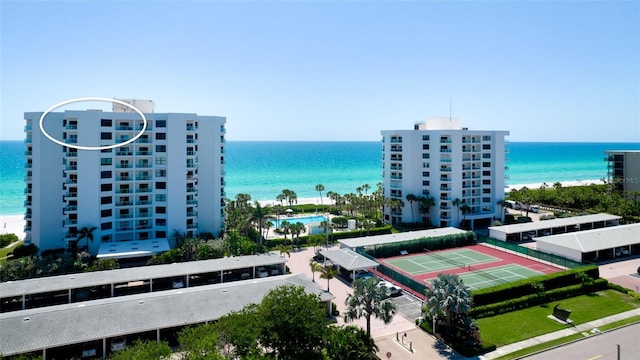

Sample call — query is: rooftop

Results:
[0,273,332,356]
[339,228,469,249]
[319,248,379,271]
[534,223,640,252]
[488,213,621,234]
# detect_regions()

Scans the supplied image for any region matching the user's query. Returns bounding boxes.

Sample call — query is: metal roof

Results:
[534,223,640,252]
[0,254,286,298]
[0,273,333,356]
[319,249,379,271]
[338,227,469,249]
[488,213,621,234]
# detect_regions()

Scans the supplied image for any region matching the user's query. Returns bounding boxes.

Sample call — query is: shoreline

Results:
[0,179,604,240]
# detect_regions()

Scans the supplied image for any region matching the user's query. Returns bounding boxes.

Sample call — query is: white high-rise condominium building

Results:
[381,117,509,229]
[24,100,226,258]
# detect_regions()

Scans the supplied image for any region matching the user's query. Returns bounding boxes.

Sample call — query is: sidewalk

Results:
[480,308,640,359]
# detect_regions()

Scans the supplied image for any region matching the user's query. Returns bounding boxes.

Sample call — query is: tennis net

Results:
[468,265,506,284]
[424,249,468,271]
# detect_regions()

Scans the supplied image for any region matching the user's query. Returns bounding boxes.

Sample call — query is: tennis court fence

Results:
[478,235,588,269]
[357,250,427,295]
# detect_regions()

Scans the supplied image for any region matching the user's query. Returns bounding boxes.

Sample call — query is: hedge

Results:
[470,278,608,318]
[364,231,475,258]
[471,265,600,307]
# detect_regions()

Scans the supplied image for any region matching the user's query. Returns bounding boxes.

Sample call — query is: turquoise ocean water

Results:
[2,141,639,216]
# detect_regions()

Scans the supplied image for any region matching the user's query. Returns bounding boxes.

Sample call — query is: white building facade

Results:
[381,118,509,228]
[24,100,226,257]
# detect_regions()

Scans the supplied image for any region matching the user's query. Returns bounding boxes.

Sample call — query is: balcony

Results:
[116,201,133,207]
[186,138,196,144]
[24,125,32,131]
[136,224,152,230]
[440,158,452,163]
[136,175,152,180]
[65,179,78,184]
[66,152,78,157]
[24,200,32,206]
[136,200,152,205]
[116,151,133,156]
[117,213,133,219]
[64,205,77,212]
[24,138,32,143]
[65,124,78,130]
[186,187,197,193]
[440,167,452,172]
[440,139,451,144]
[186,125,197,131]
[65,138,78,144]
[440,187,451,191]
[24,176,32,181]
[116,189,131,194]
[136,138,152,144]
[63,219,78,226]
[187,223,198,229]
[116,164,132,169]
[186,200,198,205]
[136,188,152,193]
[187,211,197,217]
[440,177,450,181]
[136,163,151,168]
[65,165,78,171]
[136,124,151,131]
[65,192,78,198]
[186,151,196,156]
[24,150,32,156]
[25,163,33,168]
[116,125,133,131]
[116,227,133,232]
[116,176,132,181]
[136,151,152,156]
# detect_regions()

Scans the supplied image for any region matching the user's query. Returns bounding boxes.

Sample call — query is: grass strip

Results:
[494,315,640,360]
[0,240,23,264]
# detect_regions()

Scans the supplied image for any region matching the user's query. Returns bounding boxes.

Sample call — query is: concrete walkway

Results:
[480,308,640,359]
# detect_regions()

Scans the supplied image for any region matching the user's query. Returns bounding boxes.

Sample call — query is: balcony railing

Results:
[116,189,131,194]
[116,176,132,181]
[117,213,133,219]
[186,188,196,193]
[116,164,132,169]
[63,219,78,226]
[117,201,133,206]
[136,175,152,180]
[65,138,78,144]
[136,188,152,193]
[186,200,197,205]
[186,223,198,229]
[116,151,133,156]
[65,192,78,198]
[136,200,152,205]
[186,211,197,217]
[25,163,33,168]
[136,163,151,168]
[136,151,152,156]
[116,126,133,131]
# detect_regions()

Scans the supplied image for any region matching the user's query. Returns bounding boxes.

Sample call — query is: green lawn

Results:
[0,240,23,264]
[477,290,640,347]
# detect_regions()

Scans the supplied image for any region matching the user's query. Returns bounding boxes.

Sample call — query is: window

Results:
[156,231,167,238]
[156,120,166,128]
[100,196,112,205]
[483,144,491,150]
[101,158,112,166]
[101,119,112,127]
[422,180,430,186]
[155,169,167,177]
[483,170,491,176]
[155,145,166,152]
[101,183,112,192]
[422,153,430,159]
[423,144,430,150]
[422,171,430,177]
[156,218,167,226]
[422,135,430,141]
[101,148,112,153]
[483,179,491,185]
[155,132,166,140]
[156,206,166,214]
[101,132,112,140]
[155,194,166,201]
[483,162,491,168]
[483,188,491,194]
[156,157,167,165]
[482,135,492,141]
[101,222,112,230]
[483,153,491,159]
[101,209,112,217]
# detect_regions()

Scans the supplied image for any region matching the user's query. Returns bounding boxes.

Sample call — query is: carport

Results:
[489,213,622,242]
[319,248,379,280]
[534,223,640,263]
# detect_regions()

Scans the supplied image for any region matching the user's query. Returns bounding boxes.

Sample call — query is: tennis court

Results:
[453,264,544,290]
[384,248,499,275]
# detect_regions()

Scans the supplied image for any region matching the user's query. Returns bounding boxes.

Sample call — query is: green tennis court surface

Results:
[384,249,498,275]
[454,264,544,290]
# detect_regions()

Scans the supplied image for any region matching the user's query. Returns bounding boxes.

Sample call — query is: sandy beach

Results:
[1,214,25,241]
[505,179,602,192]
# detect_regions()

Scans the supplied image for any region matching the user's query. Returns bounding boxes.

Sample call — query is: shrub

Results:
[364,231,476,258]
[11,243,39,259]
[0,233,19,247]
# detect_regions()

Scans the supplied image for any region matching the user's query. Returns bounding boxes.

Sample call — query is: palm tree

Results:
[452,198,462,222]
[76,226,97,252]
[252,201,265,245]
[418,196,435,225]
[290,222,305,249]
[276,193,286,206]
[406,194,418,222]
[496,199,507,221]
[310,261,323,282]
[460,203,471,228]
[320,266,339,292]
[315,184,325,205]
[423,273,472,337]
[362,183,371,196]
[344,277,397,336]
[280,220,291,243]
[278,244,291,258]
[325,325,378,360]
[326,191,336,206]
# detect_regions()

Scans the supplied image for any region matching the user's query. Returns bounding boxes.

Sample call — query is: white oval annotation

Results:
[38,97,148,151]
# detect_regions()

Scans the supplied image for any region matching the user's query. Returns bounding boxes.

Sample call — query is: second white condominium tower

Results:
[24,100,226,257]
[381,117,509,229]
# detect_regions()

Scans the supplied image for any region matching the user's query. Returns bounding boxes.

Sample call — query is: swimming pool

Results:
[271,215,328,227]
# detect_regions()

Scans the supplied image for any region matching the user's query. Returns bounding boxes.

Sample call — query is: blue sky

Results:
[1,0,638,142]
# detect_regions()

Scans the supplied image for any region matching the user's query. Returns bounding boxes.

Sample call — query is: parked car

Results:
[110,337,126,352]
[171,278,184,289]
[268,265,280,276]
[81,343,97,358]
[240,270,251,280]
[378,280,401,297]
[256,266,269,278]
[351,270,374,281]
[637,266,640,275]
